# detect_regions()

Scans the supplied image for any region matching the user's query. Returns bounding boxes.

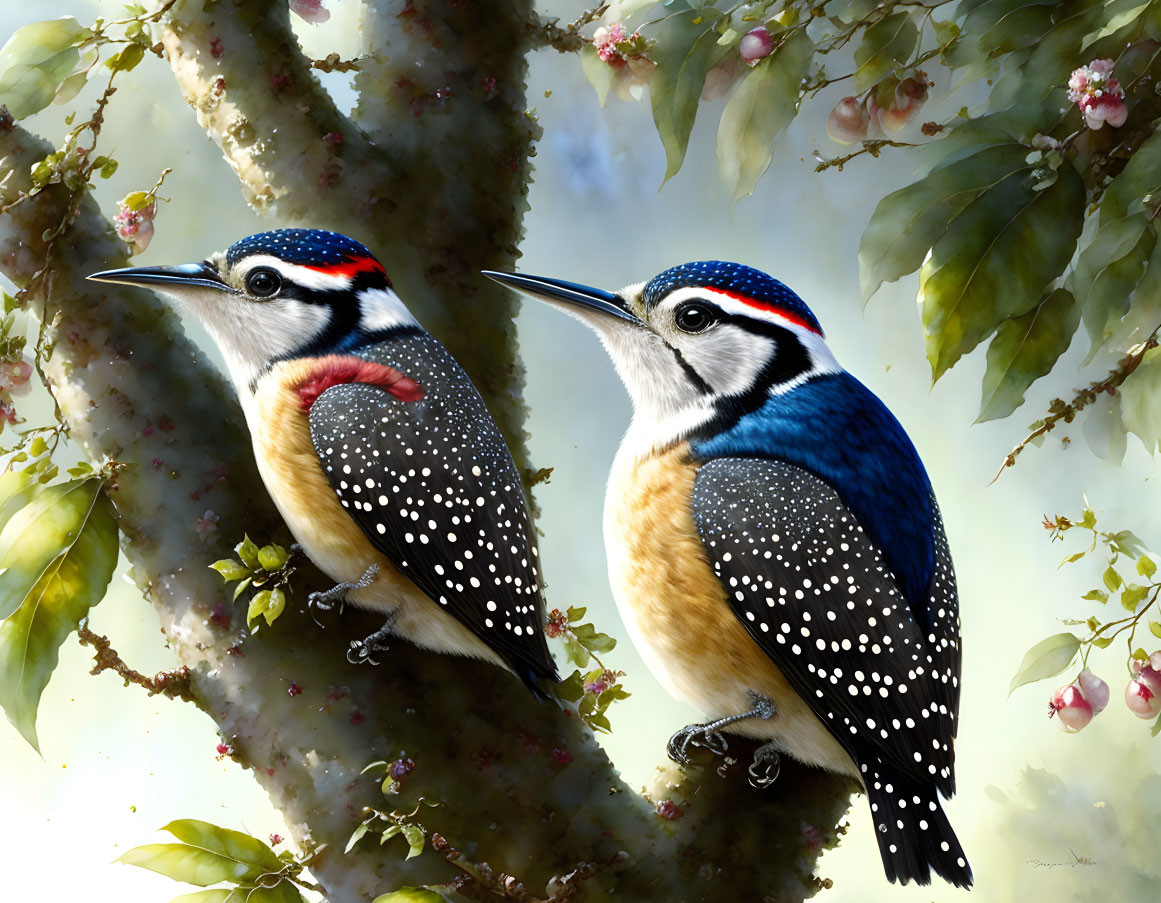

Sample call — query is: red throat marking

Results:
[295,355,424,412]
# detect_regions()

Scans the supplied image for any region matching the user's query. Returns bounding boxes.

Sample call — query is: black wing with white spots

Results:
[692,457,971,887]
[308,333,557,685]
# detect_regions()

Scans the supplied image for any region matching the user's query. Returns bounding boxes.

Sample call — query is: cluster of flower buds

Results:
[827,72,930,144]
[1068,58,1127,129]
[1049,652,1161,731]
[113,196,157,256]
[591,22,656,99]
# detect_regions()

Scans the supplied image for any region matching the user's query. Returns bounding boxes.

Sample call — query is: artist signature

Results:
[1027,849,1096,869]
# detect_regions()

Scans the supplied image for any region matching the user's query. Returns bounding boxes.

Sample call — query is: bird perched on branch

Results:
[486,261,971,887]
[88,228,557,695]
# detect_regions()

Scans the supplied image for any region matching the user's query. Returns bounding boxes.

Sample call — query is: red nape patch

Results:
[704,287,821,335]
[303,255,390,284]
[295,355,424,412]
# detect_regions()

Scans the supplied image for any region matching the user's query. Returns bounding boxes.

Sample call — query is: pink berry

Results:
[1125,678,1160,719]
[1077,669,1109,716]
[1048,684,1093,732]
[739,27,774,66]
[826,96,869,144]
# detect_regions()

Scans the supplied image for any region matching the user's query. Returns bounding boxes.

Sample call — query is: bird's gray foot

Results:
[307,563,379,616]
[748,741,782,788]
[667,690,778,767]
[348,615,394,666]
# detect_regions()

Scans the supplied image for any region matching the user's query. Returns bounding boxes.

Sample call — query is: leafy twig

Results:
[991,325,1161,482]
[531,5,609,53]
[813,138,919,172]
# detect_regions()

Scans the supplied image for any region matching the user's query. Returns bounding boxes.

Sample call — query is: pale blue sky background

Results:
[1,2,1158,901]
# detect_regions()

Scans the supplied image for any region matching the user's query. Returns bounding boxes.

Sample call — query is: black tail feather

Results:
[864,767,973,888]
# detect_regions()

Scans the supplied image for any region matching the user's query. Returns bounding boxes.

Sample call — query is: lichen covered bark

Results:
[156,0,535,473]
[0,0,857,898]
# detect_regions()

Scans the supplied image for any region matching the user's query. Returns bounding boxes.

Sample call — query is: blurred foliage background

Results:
[1,0,1160,901]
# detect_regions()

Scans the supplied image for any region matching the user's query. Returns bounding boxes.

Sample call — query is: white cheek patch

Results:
[237,255,354,293]
[679,325,776,397]
[358,287,418,332]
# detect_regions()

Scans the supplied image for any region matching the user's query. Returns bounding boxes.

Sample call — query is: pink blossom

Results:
[0,401,19,425]
[269,834,283,846]
[583,678,610,695]
[290,0,329,24]
[194,509,219,536]
[0,359,33,397]
[113,201,156,255]
[1068,59,1127,129]
[592,22,643,67]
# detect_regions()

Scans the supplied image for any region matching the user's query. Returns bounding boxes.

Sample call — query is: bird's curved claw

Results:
[307,564,381,624]
[748,742,781,789]
[347,637,387,666]
[667,722,730,767]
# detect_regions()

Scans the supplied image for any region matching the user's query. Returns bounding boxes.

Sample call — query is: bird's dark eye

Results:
[246,268,281,298]
[674,302,717,334]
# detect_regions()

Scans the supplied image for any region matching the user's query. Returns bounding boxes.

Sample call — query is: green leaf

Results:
[247,590,273,627]
[162,819,282,874]
[210,559,250,582]
[345,819,372,854]
[0,17,89,119]
[1138,556,1157,578]
[105,42,145,73]
[236,535,260,569]
[1103,566,1123,593]
[1120,346,1161,453]
[171,891,245,903]
[1009,632,1081,693]
[919,163,1084,380]
[246,882,305,903]
[1149,620,1161,639]
[1152,711,1161,737]
[1068,213,1156,351]
[1121,583,1149,611]
[400,824,425,859]
[581,631,617,654]
[263,587,286,626]
[0,479,117,750]
[649,7,729,184]
[716,30,812,203]
[859,144,1030,303]
[258,543,287,572]
[1092,635,1115,648]
[556,670,585,702]
[1081,589,1108,603]
[120,844,260,887]
[1102,131,1161,221]
[977,288,1079,422]
[232,577,251,601]
[372,889,447,903]
[853,12,918,90]
[988,4,1102,109]
[562,637,590,668]
[579,44,614,108]
[565,605,586,621]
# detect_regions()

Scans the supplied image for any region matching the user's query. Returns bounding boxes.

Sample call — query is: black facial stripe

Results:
[666,342,714,395]
[687,319,814,440]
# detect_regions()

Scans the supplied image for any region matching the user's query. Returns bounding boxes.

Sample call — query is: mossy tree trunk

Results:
[0,1,854,900]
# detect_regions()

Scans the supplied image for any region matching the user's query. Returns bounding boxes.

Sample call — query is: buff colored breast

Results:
[244,358,504,668]
[604,440,857,778]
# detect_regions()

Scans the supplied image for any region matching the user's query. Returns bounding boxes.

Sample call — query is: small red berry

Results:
[827,97,870,145]
[269,833,283,846]
[287,681,303,697]
[739,27,774,66]
[1048,684,1093,732]
[551,748,572,766]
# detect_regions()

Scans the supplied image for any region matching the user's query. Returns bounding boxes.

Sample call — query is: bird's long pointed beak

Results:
[482,271,642,325]
[87,262,236,293]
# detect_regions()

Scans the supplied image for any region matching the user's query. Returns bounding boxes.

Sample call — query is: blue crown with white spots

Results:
[225,228,378,268]
[642,261,823,337]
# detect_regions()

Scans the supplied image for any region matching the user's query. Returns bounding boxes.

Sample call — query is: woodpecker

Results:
[88,228,558,694]
[485,261,971,887]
